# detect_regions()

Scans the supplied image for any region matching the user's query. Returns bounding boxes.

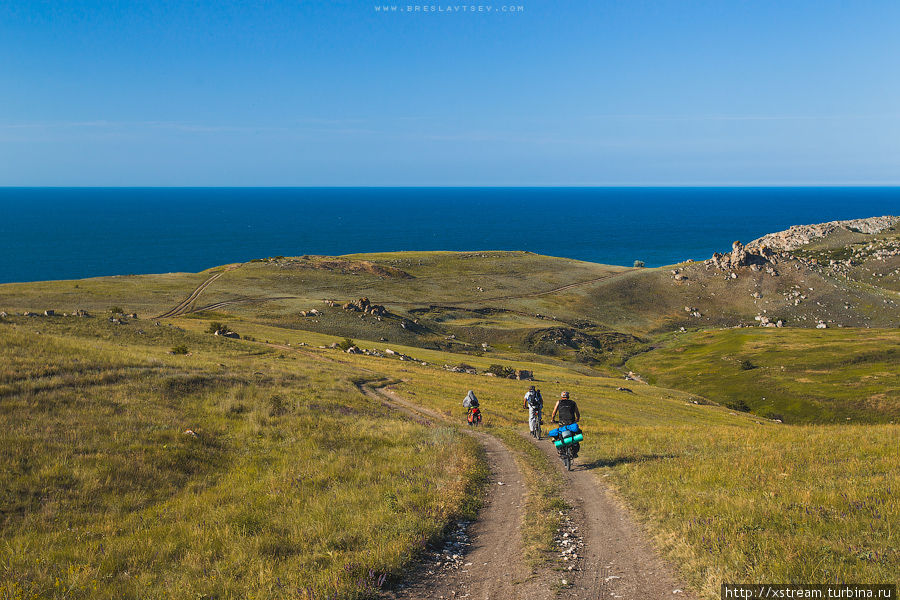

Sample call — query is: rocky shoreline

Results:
[748,215,899,252]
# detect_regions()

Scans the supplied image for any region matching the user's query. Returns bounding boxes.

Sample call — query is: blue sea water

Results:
[1,187,897,284]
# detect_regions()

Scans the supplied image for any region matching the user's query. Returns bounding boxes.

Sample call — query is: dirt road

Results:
[526,430,694,600]
[154,264,242,318]
[369,386,694,600]
[367,388,549,600]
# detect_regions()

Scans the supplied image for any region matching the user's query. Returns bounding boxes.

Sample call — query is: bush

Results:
[633,260,645,268]
[486,364,516,379]
[171,345,190,355]
[738,359,757,370]
[208,321,226,334]
[726,398,751,412]
[337,338,356,351]
[109,306,123,314]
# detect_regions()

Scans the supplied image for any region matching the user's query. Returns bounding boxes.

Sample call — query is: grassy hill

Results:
[627,328,900,423]
[0,318,486,599]
[2,220,899,597]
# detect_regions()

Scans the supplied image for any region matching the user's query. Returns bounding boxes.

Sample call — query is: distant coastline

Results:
[2,186,898,284]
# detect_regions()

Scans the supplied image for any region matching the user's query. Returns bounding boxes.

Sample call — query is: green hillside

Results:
[2,224,899,597]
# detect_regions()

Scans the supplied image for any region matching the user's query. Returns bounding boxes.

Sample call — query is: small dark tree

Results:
[337,338,356,351]
[486,364,516,379]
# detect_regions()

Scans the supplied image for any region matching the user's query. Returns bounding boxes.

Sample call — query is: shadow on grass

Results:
[578,454,677,470]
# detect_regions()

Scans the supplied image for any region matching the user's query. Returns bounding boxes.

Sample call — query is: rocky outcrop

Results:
[340,297,388,317]
[705,241,776,271]
[749,216,899,252]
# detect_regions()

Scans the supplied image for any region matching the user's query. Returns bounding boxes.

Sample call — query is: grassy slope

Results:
[315,342,899,595]
[627,328,900,423]
[0,318,487,599]
[2,243,900,599]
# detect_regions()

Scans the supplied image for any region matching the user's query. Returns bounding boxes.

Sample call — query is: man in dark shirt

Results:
[550,391,580,425]
[550,391,581,458]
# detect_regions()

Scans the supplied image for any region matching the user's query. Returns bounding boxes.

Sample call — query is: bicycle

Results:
[529,407,542,440]
[549,421,582,471]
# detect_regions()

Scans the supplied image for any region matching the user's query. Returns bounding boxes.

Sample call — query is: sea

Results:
[1,187,897,284]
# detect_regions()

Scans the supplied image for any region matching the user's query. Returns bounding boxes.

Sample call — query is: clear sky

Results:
[1,0,898,186]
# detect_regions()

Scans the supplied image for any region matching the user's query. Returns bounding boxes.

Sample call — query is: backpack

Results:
[528,390,543,408]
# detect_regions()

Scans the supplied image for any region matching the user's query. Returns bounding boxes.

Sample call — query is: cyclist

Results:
[463,390,481,426]
[550,391,581,457]
[523,385,543,437]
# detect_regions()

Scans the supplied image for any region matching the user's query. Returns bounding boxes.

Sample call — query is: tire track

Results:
[154,264,242,319]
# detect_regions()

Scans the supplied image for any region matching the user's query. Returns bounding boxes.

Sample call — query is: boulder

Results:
[515,369,534,381]
[729,241,748,268]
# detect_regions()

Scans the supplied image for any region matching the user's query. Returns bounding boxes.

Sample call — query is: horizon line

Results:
[2,183,900,189]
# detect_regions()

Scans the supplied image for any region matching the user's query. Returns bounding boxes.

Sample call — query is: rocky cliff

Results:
[748,215,899,252]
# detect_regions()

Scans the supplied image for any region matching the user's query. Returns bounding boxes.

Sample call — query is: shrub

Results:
[208,322,226,334]
[633,260,645,268]
[738,359,757,370]
[486,364,516,379]
[171,345,190,355]
[109,306,123,314]
[726,398,751,412]
[337,338,356,351]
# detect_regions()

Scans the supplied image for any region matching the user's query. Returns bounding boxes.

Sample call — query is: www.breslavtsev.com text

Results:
[374,5,525,13]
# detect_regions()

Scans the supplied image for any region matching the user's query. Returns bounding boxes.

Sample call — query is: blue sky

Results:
[1,0,898,185]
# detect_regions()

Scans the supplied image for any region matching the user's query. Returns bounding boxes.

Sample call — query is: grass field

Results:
[0,318,487,599]
[2,245,899,599]
[627,328,900,423]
